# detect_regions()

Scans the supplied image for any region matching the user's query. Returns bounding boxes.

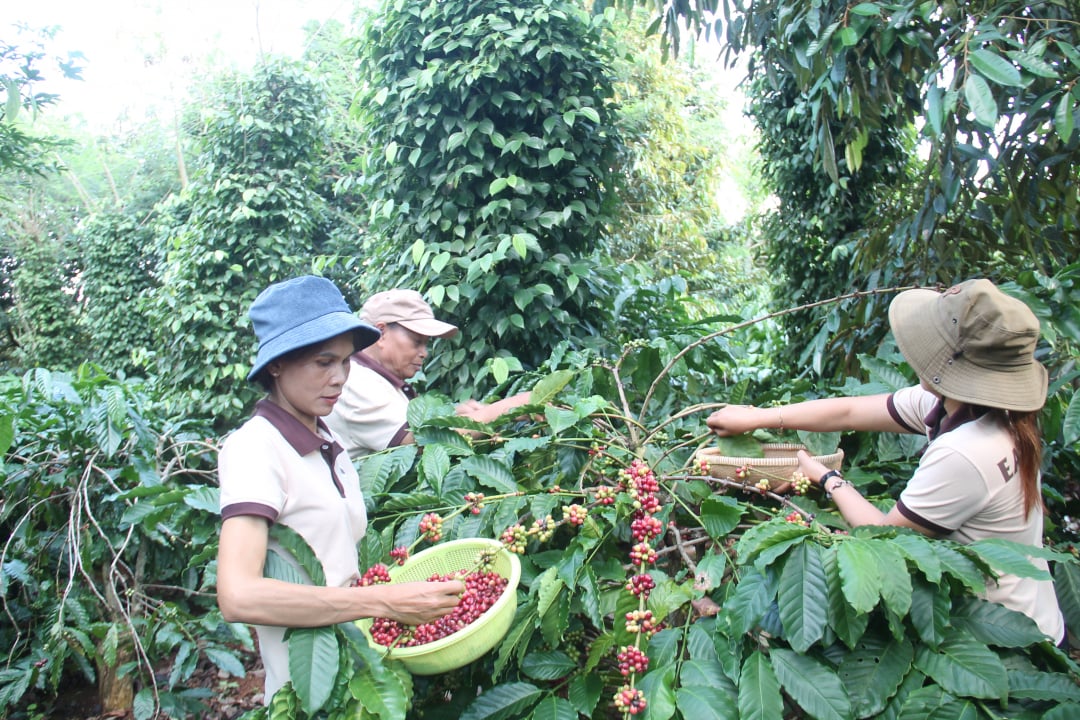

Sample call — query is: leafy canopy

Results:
[353,0,624,397]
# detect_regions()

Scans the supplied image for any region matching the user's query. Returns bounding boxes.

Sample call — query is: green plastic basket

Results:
[355,537,521,675]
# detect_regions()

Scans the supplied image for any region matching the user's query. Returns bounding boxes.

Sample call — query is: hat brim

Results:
[248,313,380,381]
[397,317,459,339]
[888,289,1047,411]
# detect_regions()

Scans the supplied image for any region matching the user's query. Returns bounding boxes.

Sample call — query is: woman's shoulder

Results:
[219,415,280,455]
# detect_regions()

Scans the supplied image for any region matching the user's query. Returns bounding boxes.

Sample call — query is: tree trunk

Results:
[97,562,137,713]
[96,639,135,713]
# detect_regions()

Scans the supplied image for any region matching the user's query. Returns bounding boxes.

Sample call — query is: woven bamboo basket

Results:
[696,443,844,491]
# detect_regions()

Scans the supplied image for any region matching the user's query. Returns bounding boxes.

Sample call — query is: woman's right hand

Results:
[706,405,765,436]
[374,579,465,626]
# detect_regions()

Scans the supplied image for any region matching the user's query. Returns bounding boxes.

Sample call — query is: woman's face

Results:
[267,332,355,428]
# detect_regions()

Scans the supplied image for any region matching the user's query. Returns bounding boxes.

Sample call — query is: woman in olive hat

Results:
[706,279,1065,645]
[215,276,464,701]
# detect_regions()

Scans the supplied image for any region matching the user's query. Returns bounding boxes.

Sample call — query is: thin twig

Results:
[666,522,700,576]
[638,285,923,422]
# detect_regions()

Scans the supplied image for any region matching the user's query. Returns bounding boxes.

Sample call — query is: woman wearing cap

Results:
[215,276,464,701]
[706,279,1065,645]
[326,288,530,459]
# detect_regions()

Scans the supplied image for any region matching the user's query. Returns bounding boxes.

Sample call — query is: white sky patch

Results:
[8,0,358,129]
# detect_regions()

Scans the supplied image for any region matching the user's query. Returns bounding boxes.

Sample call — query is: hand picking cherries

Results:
[367,569,508,648]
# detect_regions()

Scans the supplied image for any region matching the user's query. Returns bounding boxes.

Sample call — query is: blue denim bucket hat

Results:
[247,276,380,381]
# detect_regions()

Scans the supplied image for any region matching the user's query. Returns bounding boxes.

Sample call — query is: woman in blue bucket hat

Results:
[706,279,1065,646]
[215,276,463,701]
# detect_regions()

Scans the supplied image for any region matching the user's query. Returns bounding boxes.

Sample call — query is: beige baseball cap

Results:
[359,289,459,339]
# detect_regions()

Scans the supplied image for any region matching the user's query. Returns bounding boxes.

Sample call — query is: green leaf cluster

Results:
[144,58,340,428]
[0,365,242,717]
[353,0,624,397]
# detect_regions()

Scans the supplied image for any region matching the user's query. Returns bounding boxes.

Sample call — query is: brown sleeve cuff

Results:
[886,393,922,434]
[221,502,278,523]
[388,422,411,448]
[895,498,951,535]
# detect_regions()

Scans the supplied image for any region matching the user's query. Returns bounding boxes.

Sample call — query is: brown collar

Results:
[924,399,987,442]
[352,352,417,399]
[253,399,347,496]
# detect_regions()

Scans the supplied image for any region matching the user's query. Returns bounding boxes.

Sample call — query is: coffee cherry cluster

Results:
[620,460,661,514]
[500,524,528,554]
[629,542,657,565]
[613,459,661,717]
[625,573,655,597]
[755,478,771,494]
[697,457,711,474]
[475,548,498,573]
[624,609,658,636]
[613,686,647,715]
[564,504,588,526]
[791,471,812,495]
[368,570,508,648]
[594,486,617,505]
[617,646,649,676]
[631,514,663,542]
[419,513,444,542]
[358,563,392,586]
[735,464,750,480]
[531,515,555,543]
[389,546,409,566]
[464,492,485,515]
[785,511,808,526]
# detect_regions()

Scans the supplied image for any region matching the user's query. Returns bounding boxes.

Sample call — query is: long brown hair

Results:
[991,409,1044,517]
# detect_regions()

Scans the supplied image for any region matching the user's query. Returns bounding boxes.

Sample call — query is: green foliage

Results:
[0,365,240,718]
[76,211,157,375]
[604,11,729,278]
[352,0,624,398]
[745,42,920,380]
[146,58,338,427]
[8,233,83,370]
[743,0,1080,276]
[0,27,82,180]
[623,0,1080,384]
[252,318,1080,718]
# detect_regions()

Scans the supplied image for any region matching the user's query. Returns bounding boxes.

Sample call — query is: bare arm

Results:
[456,391,532,424]
[216,516,463,627]
[706,394,906,436]
[795,450,935,536]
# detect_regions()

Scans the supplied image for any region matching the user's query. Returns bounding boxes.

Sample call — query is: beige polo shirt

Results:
[888,385,1064,644]
[325,353,415,459]
[218,399,368,700]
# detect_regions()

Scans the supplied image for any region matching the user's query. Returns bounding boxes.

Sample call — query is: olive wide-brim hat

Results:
[247,276,381,381]
[887,279,1048,412]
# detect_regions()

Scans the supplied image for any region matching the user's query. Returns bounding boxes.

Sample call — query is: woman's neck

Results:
[267,393,318,435]
[942,396,964,416]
